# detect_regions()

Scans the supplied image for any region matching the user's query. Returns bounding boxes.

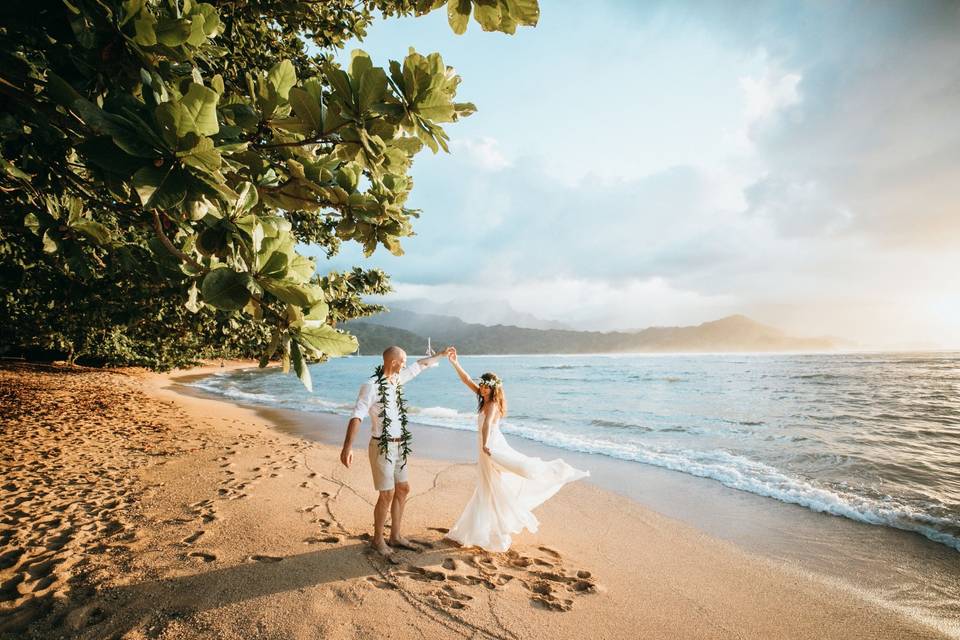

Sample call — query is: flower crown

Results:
[478,376,501,389]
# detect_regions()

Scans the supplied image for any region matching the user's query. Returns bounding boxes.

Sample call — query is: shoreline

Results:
[345,348,960,357]
[1,361,954,639]
[169,363,960,638]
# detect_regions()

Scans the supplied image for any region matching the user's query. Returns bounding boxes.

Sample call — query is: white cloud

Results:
[449,137,512,171]
[740,66,800,127]
[746,174,854,236]
[726,52,802,155]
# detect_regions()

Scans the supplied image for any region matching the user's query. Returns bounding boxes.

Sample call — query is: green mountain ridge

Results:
[344,310,841,355]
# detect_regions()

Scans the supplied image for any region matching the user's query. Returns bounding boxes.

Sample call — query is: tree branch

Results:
[254,135,340,150]
[151,211,205,272]
[252,121,354,149]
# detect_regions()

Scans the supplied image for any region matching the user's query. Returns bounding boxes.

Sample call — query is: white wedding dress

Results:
[446,410,590,552]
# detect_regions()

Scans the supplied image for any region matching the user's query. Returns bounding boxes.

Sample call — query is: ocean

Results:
[188,351,960,554]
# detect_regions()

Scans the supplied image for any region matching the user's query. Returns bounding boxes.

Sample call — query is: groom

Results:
[340,345,452,556]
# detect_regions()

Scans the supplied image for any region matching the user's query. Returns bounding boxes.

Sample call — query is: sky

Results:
[316,1,960,348]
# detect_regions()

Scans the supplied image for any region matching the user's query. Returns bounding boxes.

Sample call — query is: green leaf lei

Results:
[374,365,413,468]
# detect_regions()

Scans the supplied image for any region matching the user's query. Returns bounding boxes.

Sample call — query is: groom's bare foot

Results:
[388,536,420,551]
[372,538,394,557]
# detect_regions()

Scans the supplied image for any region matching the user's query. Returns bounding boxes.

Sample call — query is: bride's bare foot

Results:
[388,536,420,551]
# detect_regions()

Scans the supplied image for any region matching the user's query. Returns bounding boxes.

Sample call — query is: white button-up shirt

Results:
[350,362,429,438]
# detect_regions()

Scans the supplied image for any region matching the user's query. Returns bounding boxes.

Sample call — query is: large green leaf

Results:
[76,137,147,176]
[290,340,312,392]
[260,279,324,307]
[186,14,207,46]
[504,0,539,25]
[191,3,221,37]
[474,1,502,31]
[71,220,111,245]
[201,268,252,311]
[184,280,203,313]
[178,136,222,172]
[447,0,471,34]
[258,250,288,278]
[155,85,219,146]
[44,72,82,108]
[267,60,296,100]
[73,100,158,157]
[180,83,220,136]
[42,229,59,254]
[234,181,259,215]
[358,67,388,111]
[132,166,187,210]
[133,15,158,45]
[23,213,40,235]
[299,325,359,357]
[286,254,316,283]
[155,17,192,46]
[303,301,329,326]
[288,87,323,132]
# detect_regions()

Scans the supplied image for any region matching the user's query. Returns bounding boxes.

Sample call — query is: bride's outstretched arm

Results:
[448,348,480,394]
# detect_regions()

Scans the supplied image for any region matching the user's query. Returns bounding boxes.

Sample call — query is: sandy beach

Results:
[0,362,951,640]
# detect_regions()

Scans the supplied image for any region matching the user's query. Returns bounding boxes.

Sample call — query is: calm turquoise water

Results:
[190,352,960,553]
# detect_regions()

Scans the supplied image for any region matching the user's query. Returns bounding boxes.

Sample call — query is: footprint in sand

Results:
[304,535,341,545]
[433,584,473,610]
[0,547,25,570]
[249,554,283,563]
[401,565,447,582]
[182,530,205,544]
[432,542,600,613]
[0,572,26,603]
[408,538,435,549]
[365,576,397,590]
[188,551,217,562]
[189,500,219,524]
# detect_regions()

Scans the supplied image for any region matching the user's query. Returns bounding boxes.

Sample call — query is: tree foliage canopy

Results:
[0,0,538,388]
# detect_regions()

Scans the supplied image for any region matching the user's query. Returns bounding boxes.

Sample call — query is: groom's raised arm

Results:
[398,348,452,385]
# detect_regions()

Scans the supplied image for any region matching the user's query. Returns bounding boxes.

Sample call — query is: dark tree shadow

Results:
[68,541,456,638]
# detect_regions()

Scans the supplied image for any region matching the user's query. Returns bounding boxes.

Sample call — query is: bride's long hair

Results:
[477,372,507,417]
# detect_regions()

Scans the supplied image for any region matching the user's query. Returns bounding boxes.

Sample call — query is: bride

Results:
[444,348,589,552]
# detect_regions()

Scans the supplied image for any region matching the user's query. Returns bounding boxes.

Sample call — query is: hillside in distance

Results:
[345,310,840,355]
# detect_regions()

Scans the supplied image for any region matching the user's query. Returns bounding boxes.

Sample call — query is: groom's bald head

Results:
[382,346,406,374]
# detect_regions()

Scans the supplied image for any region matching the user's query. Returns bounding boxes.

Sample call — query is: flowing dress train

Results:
[446,412,589,552]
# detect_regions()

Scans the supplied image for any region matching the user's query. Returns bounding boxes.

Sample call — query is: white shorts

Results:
[368,439,409,492]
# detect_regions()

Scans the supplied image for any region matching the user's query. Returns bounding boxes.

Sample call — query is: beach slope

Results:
[0,363,947,639]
